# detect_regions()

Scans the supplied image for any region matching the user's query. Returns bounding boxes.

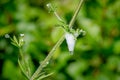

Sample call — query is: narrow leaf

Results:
[18,59,30,79]
[13,36,19,45]
[37,72,54,80]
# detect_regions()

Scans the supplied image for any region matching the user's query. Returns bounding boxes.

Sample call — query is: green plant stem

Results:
[54,11,63,22]
[30,0,84,80]
[69,0,84,28]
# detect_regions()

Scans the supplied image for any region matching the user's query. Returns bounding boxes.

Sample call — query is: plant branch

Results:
[69,0,84,28]
[54,11,63,22]
[30,0,84,80]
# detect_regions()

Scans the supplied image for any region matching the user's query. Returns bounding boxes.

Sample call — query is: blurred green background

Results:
[0,0,120,80]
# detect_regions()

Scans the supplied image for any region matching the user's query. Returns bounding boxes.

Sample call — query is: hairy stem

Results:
[30,0,84,80]
[54,11,63,22]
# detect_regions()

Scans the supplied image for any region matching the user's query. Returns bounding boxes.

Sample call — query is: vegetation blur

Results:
[0,0,120,80]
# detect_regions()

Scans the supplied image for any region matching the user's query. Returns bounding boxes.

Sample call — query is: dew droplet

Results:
[20,34,24,37]
[46,3,51,7]
[46,62,49,65]
[5,34,10,38]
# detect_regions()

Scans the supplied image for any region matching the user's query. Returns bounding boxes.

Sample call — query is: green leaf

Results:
[18,59,30,79]
[13,35,19,45]
[18,54,34,79]
[11,42,19,47]
[36,72,54,80]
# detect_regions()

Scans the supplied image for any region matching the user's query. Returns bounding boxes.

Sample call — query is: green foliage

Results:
[0,0,120,80]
